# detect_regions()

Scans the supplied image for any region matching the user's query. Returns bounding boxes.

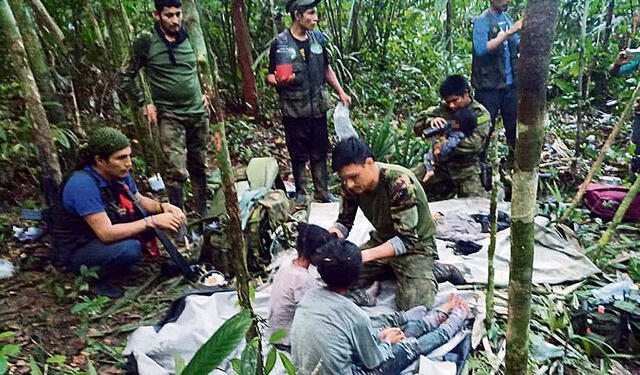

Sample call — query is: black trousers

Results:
[282,115,330,163]
[476,85,518,150]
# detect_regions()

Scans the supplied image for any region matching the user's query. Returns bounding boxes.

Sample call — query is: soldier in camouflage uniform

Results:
[610,50,640,175]
[119,0,209,239]
[413,75,491,201]
[328,138,458,310]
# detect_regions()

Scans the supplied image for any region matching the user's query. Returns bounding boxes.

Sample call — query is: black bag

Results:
[479,162,492,191]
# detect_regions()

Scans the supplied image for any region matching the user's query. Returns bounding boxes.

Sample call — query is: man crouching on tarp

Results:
[51,127,186,298]
[290,239,469,375]
[328,138,465,310]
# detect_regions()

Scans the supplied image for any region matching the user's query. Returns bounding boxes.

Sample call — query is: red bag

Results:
[584,183,640,222]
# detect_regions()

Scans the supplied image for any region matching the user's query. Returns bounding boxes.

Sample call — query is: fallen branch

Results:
[559,81,640,222]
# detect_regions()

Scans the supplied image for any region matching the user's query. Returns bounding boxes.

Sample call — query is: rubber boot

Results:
[310,159,338,203]
[292,160,307,206]
[190,174,209,218]
[433,262,466,285]
[167,184,187,246]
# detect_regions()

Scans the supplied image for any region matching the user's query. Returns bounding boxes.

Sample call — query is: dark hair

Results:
[439,75,470,98]
[316,239,362,288]
[289,5,314,21]
[453,107,477,137]
[155,0,181,12]
[331,138,374,173]
[296,222,335,264]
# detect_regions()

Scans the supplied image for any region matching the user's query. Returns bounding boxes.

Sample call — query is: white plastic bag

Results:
[333,103,358,140]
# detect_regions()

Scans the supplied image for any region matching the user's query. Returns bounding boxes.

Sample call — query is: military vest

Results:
[51,170,142,254]
[471,10,519,91]
[275,30,329,119]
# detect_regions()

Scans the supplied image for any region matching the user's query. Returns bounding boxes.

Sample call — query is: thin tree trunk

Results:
[602,0,615,50]
[231,0,259,116]
[560,81,640,222]
[81,0,106,49]
[10,0,66,127]
[485,130,499,329]
[445,0,453,53]
[506,0,559,373]
[575,0,590,161]
[25,0,66,52]
[593,174,640,256]
[0,0,62,204]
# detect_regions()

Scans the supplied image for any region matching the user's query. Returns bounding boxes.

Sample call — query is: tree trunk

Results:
[0,0,62,204]
[575,0,590,161]
[25,0,66,52]
[560,81,640,222]
[602,0,615,50]
[231,0,259,116]
[593,174,640,256]
[80,0,106,50]
[506,0,559,373]
[445,0,453,53]
[485,129,499,329]
[183,0,225,123]
[10,0,66,127]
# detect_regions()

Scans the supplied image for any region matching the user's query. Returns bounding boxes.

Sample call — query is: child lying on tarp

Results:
[291,239,469,375]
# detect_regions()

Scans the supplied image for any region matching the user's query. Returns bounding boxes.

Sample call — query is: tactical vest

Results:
[275,30,329,119]
[471,10,519,91]
[51,170,142,255]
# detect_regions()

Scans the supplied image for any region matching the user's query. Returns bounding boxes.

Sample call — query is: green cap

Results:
[285,0,320,12]
[86,127,131,158]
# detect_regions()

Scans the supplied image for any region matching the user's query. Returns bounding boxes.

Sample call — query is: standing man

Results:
[119,0,209,240]
[52,127,186,298]
[610,50,640,175]
[413,75,491,200]
[471,0,522,155]
[267,0,351,206]
[328,138,464,311]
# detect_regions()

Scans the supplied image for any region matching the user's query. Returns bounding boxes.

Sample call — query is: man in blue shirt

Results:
[52,127,186,297]
[610,50,640,175]
[471,0,522,156]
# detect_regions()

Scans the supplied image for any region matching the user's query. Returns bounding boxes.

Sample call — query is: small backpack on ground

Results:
[583,183,640,222]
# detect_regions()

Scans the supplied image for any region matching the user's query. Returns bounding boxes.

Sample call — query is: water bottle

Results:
[275,43,294,81]
[333,103,358,140]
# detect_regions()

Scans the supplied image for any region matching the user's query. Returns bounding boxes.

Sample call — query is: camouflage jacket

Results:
[335,163,436,256]
[414,100,491,173]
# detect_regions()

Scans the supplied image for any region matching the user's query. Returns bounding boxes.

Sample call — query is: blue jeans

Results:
[354,328,449,375]
[66,238,141,278]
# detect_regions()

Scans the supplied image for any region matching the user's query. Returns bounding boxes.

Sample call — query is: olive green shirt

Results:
[119,29,205,116]
[336,163,437,256]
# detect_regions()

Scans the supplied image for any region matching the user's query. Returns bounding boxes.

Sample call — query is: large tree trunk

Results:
[231,0,259,116]
[10,0,66,127]
[0,0,62,204]
[25,0,66,52]
[506,0,559,374]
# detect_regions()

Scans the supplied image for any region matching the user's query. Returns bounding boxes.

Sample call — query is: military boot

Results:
[292,160,307,206]
[433,262,466,285]
[190,174,209,218]
[167,183,187,246]
[310,159,338,203]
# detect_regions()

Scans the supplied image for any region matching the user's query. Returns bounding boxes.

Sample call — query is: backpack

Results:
[583,183,640,222]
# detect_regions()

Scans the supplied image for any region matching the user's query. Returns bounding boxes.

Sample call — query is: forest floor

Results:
[1,114,640,374]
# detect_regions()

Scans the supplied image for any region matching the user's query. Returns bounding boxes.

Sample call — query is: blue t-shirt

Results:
[62,166,138,217]
[473,12,520,85]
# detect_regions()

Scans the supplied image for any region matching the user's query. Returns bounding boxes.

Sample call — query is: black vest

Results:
[275,30,329,119]
[471,10,519,91]
[51,170,142,254]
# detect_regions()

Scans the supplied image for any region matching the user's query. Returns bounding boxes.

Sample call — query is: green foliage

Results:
[0,331,21,375]
[181,310,253,375]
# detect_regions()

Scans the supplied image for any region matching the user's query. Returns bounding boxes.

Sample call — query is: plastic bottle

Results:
[275,43,293,81]
[333,103,358,140]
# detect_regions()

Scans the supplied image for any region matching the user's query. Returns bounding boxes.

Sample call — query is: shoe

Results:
[310,159,338,202]
[293,191,307,206]
[631,157,640,177]
[433,262,466,285]
[90,280,124,299]
[190,174,209,218]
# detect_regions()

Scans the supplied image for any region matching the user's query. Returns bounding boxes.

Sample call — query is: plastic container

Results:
[148,173,165,192]
[0,259,14,279]
[199,270,227,287]
[333,103,358,140]
[592,279,635,303]
[275,44,294,81]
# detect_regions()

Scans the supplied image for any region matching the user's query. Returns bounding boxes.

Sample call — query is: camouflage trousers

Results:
[412,162,487,202]
[158,111,209,188]
[350,239,438,310]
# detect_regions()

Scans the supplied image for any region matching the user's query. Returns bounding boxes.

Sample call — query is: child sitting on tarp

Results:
[290,239,470,375]
[266,223,334,350]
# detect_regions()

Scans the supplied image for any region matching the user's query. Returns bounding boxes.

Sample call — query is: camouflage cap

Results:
[285,0,320,13]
